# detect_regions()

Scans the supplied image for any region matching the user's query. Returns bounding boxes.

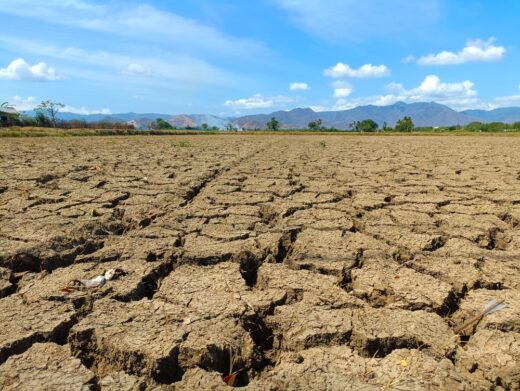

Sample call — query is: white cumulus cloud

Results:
[329,75,479,111]
[309,105,329,112]
[224,94,293,110]
[418,38,505,65]
[0,58,60,81]
[289,82,309,91]
[61,106,112,115]
[334,88,353,98]
[324,63,390,78]
[378,75,478,109]
[460,84,520,110]
[485,85,520,109]
[490,95,520,108]
[11,95,37,111]
[390,75,471,94]
[332,98,355,111]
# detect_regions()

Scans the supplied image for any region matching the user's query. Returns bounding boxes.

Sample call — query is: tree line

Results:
[149,118,218,131]
[3,100,520,133]
[265,116,415,132]
[1,100,135,130]
[264,116,520,132]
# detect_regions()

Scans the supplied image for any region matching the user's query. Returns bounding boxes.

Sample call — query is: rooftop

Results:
[0,107,18,115]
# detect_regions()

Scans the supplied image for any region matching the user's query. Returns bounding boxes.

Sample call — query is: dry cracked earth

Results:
[0,135,519,391]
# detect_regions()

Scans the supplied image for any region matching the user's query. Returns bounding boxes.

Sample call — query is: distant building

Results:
[0,106,18,126]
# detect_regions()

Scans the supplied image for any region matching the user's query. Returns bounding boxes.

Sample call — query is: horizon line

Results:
[13,100,520,117]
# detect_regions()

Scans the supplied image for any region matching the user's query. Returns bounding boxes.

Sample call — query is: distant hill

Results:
[23,111,232,130]
[169,114,230,129]
[126,114,229,130]
[21,102,520,130]
[232,102,478,129]
[462,107,520,123]
[233,107,318,130]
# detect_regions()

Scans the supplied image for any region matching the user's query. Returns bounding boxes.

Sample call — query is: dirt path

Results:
[1,135,519,390]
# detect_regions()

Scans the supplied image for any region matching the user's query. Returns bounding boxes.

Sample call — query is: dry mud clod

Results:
[1,135,520,389]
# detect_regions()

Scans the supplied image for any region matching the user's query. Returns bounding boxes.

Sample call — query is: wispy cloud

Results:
[418,38,505,65]
[486,85,520,109]
[122,64,155,77]
[402,55,416,64]
[61,105,112,115]
[0,0,266,59]
[0,37,238,86]
[490,95,520,108]
[10,95,111,114]
[224,94,293,110]
[0,58,60,81]
[275,0,440,41]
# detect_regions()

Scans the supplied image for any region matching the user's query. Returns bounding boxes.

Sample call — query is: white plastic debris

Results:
[78,274,107,289]
[104,269,116,281]
[64,269,125,291]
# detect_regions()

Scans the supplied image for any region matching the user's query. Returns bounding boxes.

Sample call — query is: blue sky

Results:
[1,0,519,115]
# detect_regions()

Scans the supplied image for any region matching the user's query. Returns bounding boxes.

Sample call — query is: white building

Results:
[0,105,18,125]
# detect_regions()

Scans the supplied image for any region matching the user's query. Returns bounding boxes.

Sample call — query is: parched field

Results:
[0,135,519,390]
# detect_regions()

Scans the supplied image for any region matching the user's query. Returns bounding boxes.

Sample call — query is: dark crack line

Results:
[179,144,277,207]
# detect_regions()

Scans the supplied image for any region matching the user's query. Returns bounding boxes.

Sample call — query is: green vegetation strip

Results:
[2,127,520,138]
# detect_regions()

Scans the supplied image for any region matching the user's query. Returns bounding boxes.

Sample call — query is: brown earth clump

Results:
[1,135,520,390]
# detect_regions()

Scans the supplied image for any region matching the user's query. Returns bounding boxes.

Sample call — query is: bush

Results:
[351,119,378,132]
[395,116,414,132]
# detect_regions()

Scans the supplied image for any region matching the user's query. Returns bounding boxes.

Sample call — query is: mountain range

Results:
[38,102,520,130]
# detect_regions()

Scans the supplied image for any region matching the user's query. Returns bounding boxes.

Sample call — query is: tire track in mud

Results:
[179,142,278,207]
[0,142,283,378]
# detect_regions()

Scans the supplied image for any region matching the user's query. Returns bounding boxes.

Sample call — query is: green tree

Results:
[35,111,52,127]
[226,122,235,131]
[465,122,483,132]
[19,114,36,127]
[395,116,414,132]
[481,122,507,132]
[352,119,378,132]
[152,118,174,130]
[267,117,280,131]
[35,100,65,127]
[308,119,323,131]
[201,123,209,130]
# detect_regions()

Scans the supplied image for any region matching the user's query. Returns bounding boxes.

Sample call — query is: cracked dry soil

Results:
[1,135,519,391]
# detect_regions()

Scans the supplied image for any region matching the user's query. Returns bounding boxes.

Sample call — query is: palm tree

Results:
[1,102,15,110]
[0,102,19,127]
